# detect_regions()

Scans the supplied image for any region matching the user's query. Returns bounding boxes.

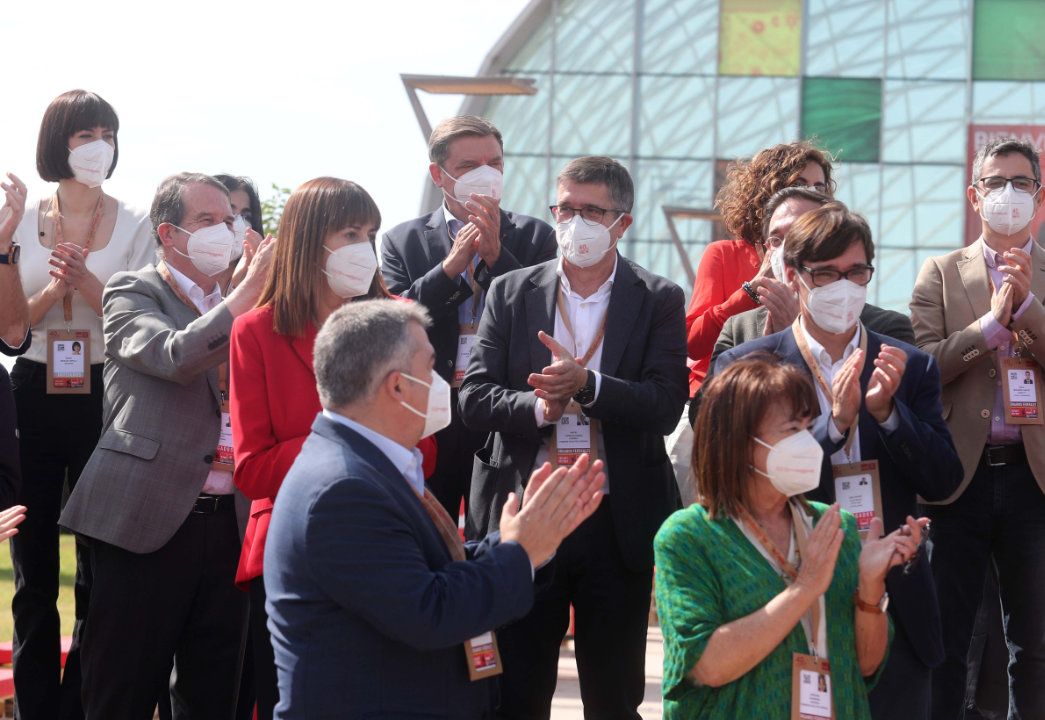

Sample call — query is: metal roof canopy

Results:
[400,74,538,142]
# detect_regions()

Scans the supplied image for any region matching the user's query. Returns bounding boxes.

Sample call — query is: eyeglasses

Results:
[977,175,1041,194]
[794,181,829,194]
[801,264,874,287]
[765,235,785,248]
[550,204,625,226]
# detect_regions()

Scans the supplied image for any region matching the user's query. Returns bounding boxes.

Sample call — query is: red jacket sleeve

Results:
[685,242,758,364]
[230,317,309,501]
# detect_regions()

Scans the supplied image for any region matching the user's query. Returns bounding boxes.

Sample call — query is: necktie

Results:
[448,218,464,239]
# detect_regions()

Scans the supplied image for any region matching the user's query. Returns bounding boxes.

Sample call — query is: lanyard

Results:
[464,261,481,324]
[555,283,609,368]
[739,501,822,657]
[50,193,104,325]
[792,318,865,460]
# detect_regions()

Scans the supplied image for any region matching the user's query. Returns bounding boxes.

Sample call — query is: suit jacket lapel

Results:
[154,269,222,408]
[957,239,992,318]
[600,257,644,377]
[857,328,882,460]
[422,209,452,269]
[525,263,558,373]
[1031,239,1045,301]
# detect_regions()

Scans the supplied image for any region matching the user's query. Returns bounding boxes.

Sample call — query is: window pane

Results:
[639,75,716,159]
[717,77,801,158]
[719,0,802,77]
[973,0,1045,81]
[802,77,883,162]
[806,0,885,78]
[642,0,718,74]
[882,80,967,163]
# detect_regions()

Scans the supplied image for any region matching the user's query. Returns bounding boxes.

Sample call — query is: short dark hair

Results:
[782,201,875,269]
[557,156,635,213]
[761,187,832,240]
[694,354,818,518]
[971,138,1041,186]
[214,174,264,235]
[37,90,120,182]
[428,116,503,167]
[149,173,230,246]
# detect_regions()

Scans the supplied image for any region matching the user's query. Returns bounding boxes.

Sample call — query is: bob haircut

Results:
[37,90,120,182]
[716,140,835,246]
[214,175,264,235]
[782,201,875,271]
[693,354,818,518]
[257,177,390,336]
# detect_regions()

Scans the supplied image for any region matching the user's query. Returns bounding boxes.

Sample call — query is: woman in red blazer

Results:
[229,177,436,719]
[686,141,835,398]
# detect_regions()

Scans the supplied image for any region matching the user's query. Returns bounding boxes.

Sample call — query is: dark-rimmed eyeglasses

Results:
[801,264,875,287]
[976,175,1041,194]
[550,204,625,226]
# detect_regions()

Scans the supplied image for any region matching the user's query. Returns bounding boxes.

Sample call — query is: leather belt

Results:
[192,494,234,514]
[984,444,1027,468]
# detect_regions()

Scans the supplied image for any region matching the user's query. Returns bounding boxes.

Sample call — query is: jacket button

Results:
[989,368,997,378]
[980,409,990,419]
[446,359,453,368]
[203,454,214,463]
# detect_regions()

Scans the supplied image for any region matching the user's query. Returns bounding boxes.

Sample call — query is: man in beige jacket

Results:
[911,138,1045,720]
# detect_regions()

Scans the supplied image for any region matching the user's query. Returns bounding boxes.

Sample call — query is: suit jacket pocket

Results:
[96,427,160,460]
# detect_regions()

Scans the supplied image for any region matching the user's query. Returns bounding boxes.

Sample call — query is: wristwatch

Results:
[0,243,19,266]
[573,369,597,406]
[853,590,889,614]
[742,280,761,305]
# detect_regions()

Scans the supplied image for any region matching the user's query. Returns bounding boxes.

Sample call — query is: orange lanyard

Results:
[555,284,608,368]
[792,318,865,458]
[157,261,228,400]
[50,193,103,324]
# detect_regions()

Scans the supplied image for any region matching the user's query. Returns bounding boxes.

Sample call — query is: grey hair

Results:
[314,299,432,409]
[557,156,635,213]
[971,138,1041,185]
[149,172,229,246]
[761,187,832,240]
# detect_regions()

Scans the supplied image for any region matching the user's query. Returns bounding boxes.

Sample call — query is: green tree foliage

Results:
[262,183,292,237]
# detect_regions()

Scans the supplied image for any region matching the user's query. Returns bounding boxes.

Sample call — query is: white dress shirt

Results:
[322,410,426,495]
[165,262,235,495]
[798,318,899,465]
[533,258,616,488]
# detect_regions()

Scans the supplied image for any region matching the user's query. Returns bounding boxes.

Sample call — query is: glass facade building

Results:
[425,0,1045,310]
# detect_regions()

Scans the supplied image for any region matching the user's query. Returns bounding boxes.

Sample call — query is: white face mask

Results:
[323,242,378,299]
[770,246,786,282]
[752,430,824,497]
[798,274,866,335]
[399,371,452,439]
[978,182,1039,236]
[230,215,248,262]
[171,222,237,277]
[442,165,503,206]
[68,139,114,188]
[556,214,622,268]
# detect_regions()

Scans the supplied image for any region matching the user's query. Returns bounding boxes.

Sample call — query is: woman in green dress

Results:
[655,356,927,719]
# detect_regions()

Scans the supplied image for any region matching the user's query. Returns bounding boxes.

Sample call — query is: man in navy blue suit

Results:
[264,300,604,720]
[381,115,557,521]
[712,202,963,720]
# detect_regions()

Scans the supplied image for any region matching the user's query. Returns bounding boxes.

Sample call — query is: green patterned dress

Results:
[654,501,890,719]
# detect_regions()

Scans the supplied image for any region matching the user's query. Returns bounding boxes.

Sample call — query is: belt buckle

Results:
[193,495,220,514]
[986,447,1007,468]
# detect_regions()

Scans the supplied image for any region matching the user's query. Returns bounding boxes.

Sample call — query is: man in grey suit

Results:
[60,173,274,719]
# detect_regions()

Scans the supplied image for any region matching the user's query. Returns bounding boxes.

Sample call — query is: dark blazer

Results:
[711,303,915,368]
[713,327,963,668]
[381,207,557,383]
[264,415,535,719]
[459,257,688,572]
[0,333,30,511]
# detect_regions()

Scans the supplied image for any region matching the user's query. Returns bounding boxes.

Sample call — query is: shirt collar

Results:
[164,261,223,308]
[322,409,425,496]
[799,315,861,368]
[983,236,1034,268]
[556,256,618,300]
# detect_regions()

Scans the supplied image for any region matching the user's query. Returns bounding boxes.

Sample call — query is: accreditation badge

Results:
[1001,357,1044,425]
[554,401,599,467]
[46,329,90,395]
[464,630,503,681]
[211,397,236,473]
[831,460,883,538]
[792,653,833,719]
[453,324,479,388]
